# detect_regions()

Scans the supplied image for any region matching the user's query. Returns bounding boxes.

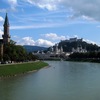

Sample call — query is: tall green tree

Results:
[3,40,37,62]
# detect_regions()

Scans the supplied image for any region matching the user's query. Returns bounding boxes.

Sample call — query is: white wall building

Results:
[72,45,87,53]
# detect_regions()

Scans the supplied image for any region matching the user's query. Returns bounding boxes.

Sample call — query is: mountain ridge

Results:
[23,45,47,52]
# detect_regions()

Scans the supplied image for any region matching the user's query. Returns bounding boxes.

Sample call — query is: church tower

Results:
[2,13,10,44]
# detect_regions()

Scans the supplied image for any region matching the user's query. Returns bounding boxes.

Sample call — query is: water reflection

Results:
[0,61,100,100]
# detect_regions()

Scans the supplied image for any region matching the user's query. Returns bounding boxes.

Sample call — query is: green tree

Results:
[3,40,38,62]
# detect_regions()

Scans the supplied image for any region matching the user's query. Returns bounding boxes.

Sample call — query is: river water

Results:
[0,61,100,100]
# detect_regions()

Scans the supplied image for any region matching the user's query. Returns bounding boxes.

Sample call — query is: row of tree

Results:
[69,52,100,59]
[0,40,38,62]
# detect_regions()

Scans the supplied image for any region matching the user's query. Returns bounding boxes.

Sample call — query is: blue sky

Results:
[0,0,100,47]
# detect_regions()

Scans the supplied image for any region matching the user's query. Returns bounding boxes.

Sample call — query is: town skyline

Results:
[0,0,100,47]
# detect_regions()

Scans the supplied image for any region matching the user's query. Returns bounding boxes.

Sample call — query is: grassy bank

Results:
[0,61,48,77]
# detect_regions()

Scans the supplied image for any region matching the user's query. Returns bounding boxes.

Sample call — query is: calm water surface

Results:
[0,61,100,100]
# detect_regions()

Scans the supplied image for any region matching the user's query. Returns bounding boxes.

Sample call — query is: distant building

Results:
[72,45,87,53]
[60,46,63,54]
[65,37,83,43]
[69,37,77,42]
[55,44,59,54]
[50,44,64,54]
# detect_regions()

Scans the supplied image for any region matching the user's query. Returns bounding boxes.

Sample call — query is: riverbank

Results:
[0,61,48,78]
[66,58,100,63]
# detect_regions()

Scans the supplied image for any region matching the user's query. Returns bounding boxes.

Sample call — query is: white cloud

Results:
[8,0,17,5]
[83,39,96,45]
[0,0,18,12]
[0,9,7,13]
[0,16,4,22]
[10,22,64,30]
[7,0,17,11]
[13,35,18,38]
[82,15,95,21]
[16,36,54,47]
[59,0,100,21]
[37,3,57,11]
[0,29,3,39]
[26,0,58,11]
[25,0,100,21]
[22,37,35,45]
[14,35,99,47]
[74,35,78,38]
[43,33,66,41]
[97,26,100,28]
[35,39,54,47]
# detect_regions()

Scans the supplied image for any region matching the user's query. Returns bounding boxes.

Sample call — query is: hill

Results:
[47,38,100,53]
[58,39,100,52]
[23,45,47,52]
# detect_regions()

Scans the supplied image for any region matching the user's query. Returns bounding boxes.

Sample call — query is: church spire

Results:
[4,13,9,26]
[2,13,10,44]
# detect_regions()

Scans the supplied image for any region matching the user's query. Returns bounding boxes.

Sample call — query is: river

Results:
[0,61,100,100]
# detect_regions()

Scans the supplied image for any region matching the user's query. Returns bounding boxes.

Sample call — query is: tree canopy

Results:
[2,40,38,62]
